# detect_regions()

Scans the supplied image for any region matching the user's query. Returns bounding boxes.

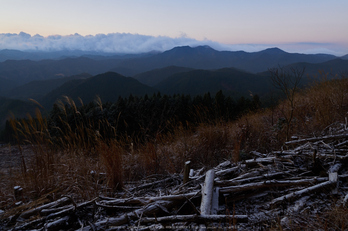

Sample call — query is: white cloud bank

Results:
[0,32,226,53]
[0,32,346,56]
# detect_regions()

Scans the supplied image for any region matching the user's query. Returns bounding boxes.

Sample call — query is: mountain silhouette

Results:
[41,72,157,108]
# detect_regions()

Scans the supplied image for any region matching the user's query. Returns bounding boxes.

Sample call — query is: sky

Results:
[0,0,348,55]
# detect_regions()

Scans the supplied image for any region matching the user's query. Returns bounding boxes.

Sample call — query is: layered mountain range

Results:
[0,45,348,128]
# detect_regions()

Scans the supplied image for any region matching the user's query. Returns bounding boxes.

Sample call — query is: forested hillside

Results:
[1,90,261,143]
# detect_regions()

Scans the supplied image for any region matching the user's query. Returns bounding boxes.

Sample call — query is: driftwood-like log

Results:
[285,133,348,145]
[244,157,276,166]
[270,180,336,206]
[215,166,240,177]
[100,191,200,207]
[19,196,71,219]
[14,186,23,201]
[12,217,46,231]
[220,178,328,194]
[200,169,215,215]
[138,214,248,224]
[215,171,293,186]
[99,198,147,206]
[46,215,70,231]
[95,202,141,210]
[40,204,74,216]
[85,200,175,230]
[183,161,191,184]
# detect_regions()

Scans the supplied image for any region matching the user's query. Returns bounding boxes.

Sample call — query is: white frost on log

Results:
[215,166,240,177]
[19,196,71,219]
[285,133,348,145]
[100,192,200,207]
[219,178,327,194]
[200,169,215,215]
[270,180,335,206]
[138,214,248,224]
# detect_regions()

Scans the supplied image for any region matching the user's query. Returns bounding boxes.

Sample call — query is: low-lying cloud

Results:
[0,32,228,54]
[0,32,346,56]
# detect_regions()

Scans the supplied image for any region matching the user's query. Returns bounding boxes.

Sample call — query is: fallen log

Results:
[215,171,293,187]
[19,196,71,219]
[84,200,175,230]
[270,180,336,206]
[200,169,215,215]
[40,204,74,216]
[46,215,70,231]
[100,191,200,207]
[11,217,46,231]
[215,166,240,177]
[220,178,328,194]
[244,157,277,166]
[137,214,248,225]
[183,161,191,184]
[94,202,142,210]
[285,133,348,145]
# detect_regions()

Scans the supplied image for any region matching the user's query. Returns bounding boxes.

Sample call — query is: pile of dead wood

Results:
[2,122,348,230]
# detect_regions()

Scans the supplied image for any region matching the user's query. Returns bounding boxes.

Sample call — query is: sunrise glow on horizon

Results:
[1,0,348,55]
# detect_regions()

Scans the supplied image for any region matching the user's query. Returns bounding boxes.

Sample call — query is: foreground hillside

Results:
[1,73,348,229]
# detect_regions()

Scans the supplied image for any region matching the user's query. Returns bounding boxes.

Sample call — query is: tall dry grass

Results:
[2,73,348,209]
[1,97,124,206]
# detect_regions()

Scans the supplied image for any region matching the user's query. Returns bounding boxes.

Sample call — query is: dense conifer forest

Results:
[1,91,261,144]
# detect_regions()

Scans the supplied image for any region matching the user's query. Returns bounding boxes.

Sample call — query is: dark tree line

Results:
[1,91,261,144]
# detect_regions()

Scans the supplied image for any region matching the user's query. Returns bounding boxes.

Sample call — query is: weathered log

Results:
[95,202,142,210]
[11,217,46,231]
[286,195,310,213]
[138,214,248,224]
[100,191,200,207]
[215,160,232,169]
[272,150,298,155]
[285,133,348,145]
[328,163,342,173]
[183,161,191,184]
[200,169,215,215]
[215,166,241,177]
[99,198,147,206]
[270,180,336,206]
[85,200,175,230]
[19,196,71,219]
[243,157,277,167]
[215,171,293,187]
[231,170,261,181]
[43,199,96,224]
[220,178,328,194]
[46,215,70,231]
[40,204,74,216]
[14,186,23,201]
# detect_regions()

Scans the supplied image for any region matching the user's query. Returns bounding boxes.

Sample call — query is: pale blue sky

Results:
[1,0,348,55]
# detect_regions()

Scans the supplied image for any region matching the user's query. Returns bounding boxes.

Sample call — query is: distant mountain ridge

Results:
[154,67,272,97]
[133,66,194,86]
[7,73,92,100]
[0,46,346,133]
[0,46,338,84]
[110,46,337,75]
[0,45,345,105]
[40,72,158,108]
